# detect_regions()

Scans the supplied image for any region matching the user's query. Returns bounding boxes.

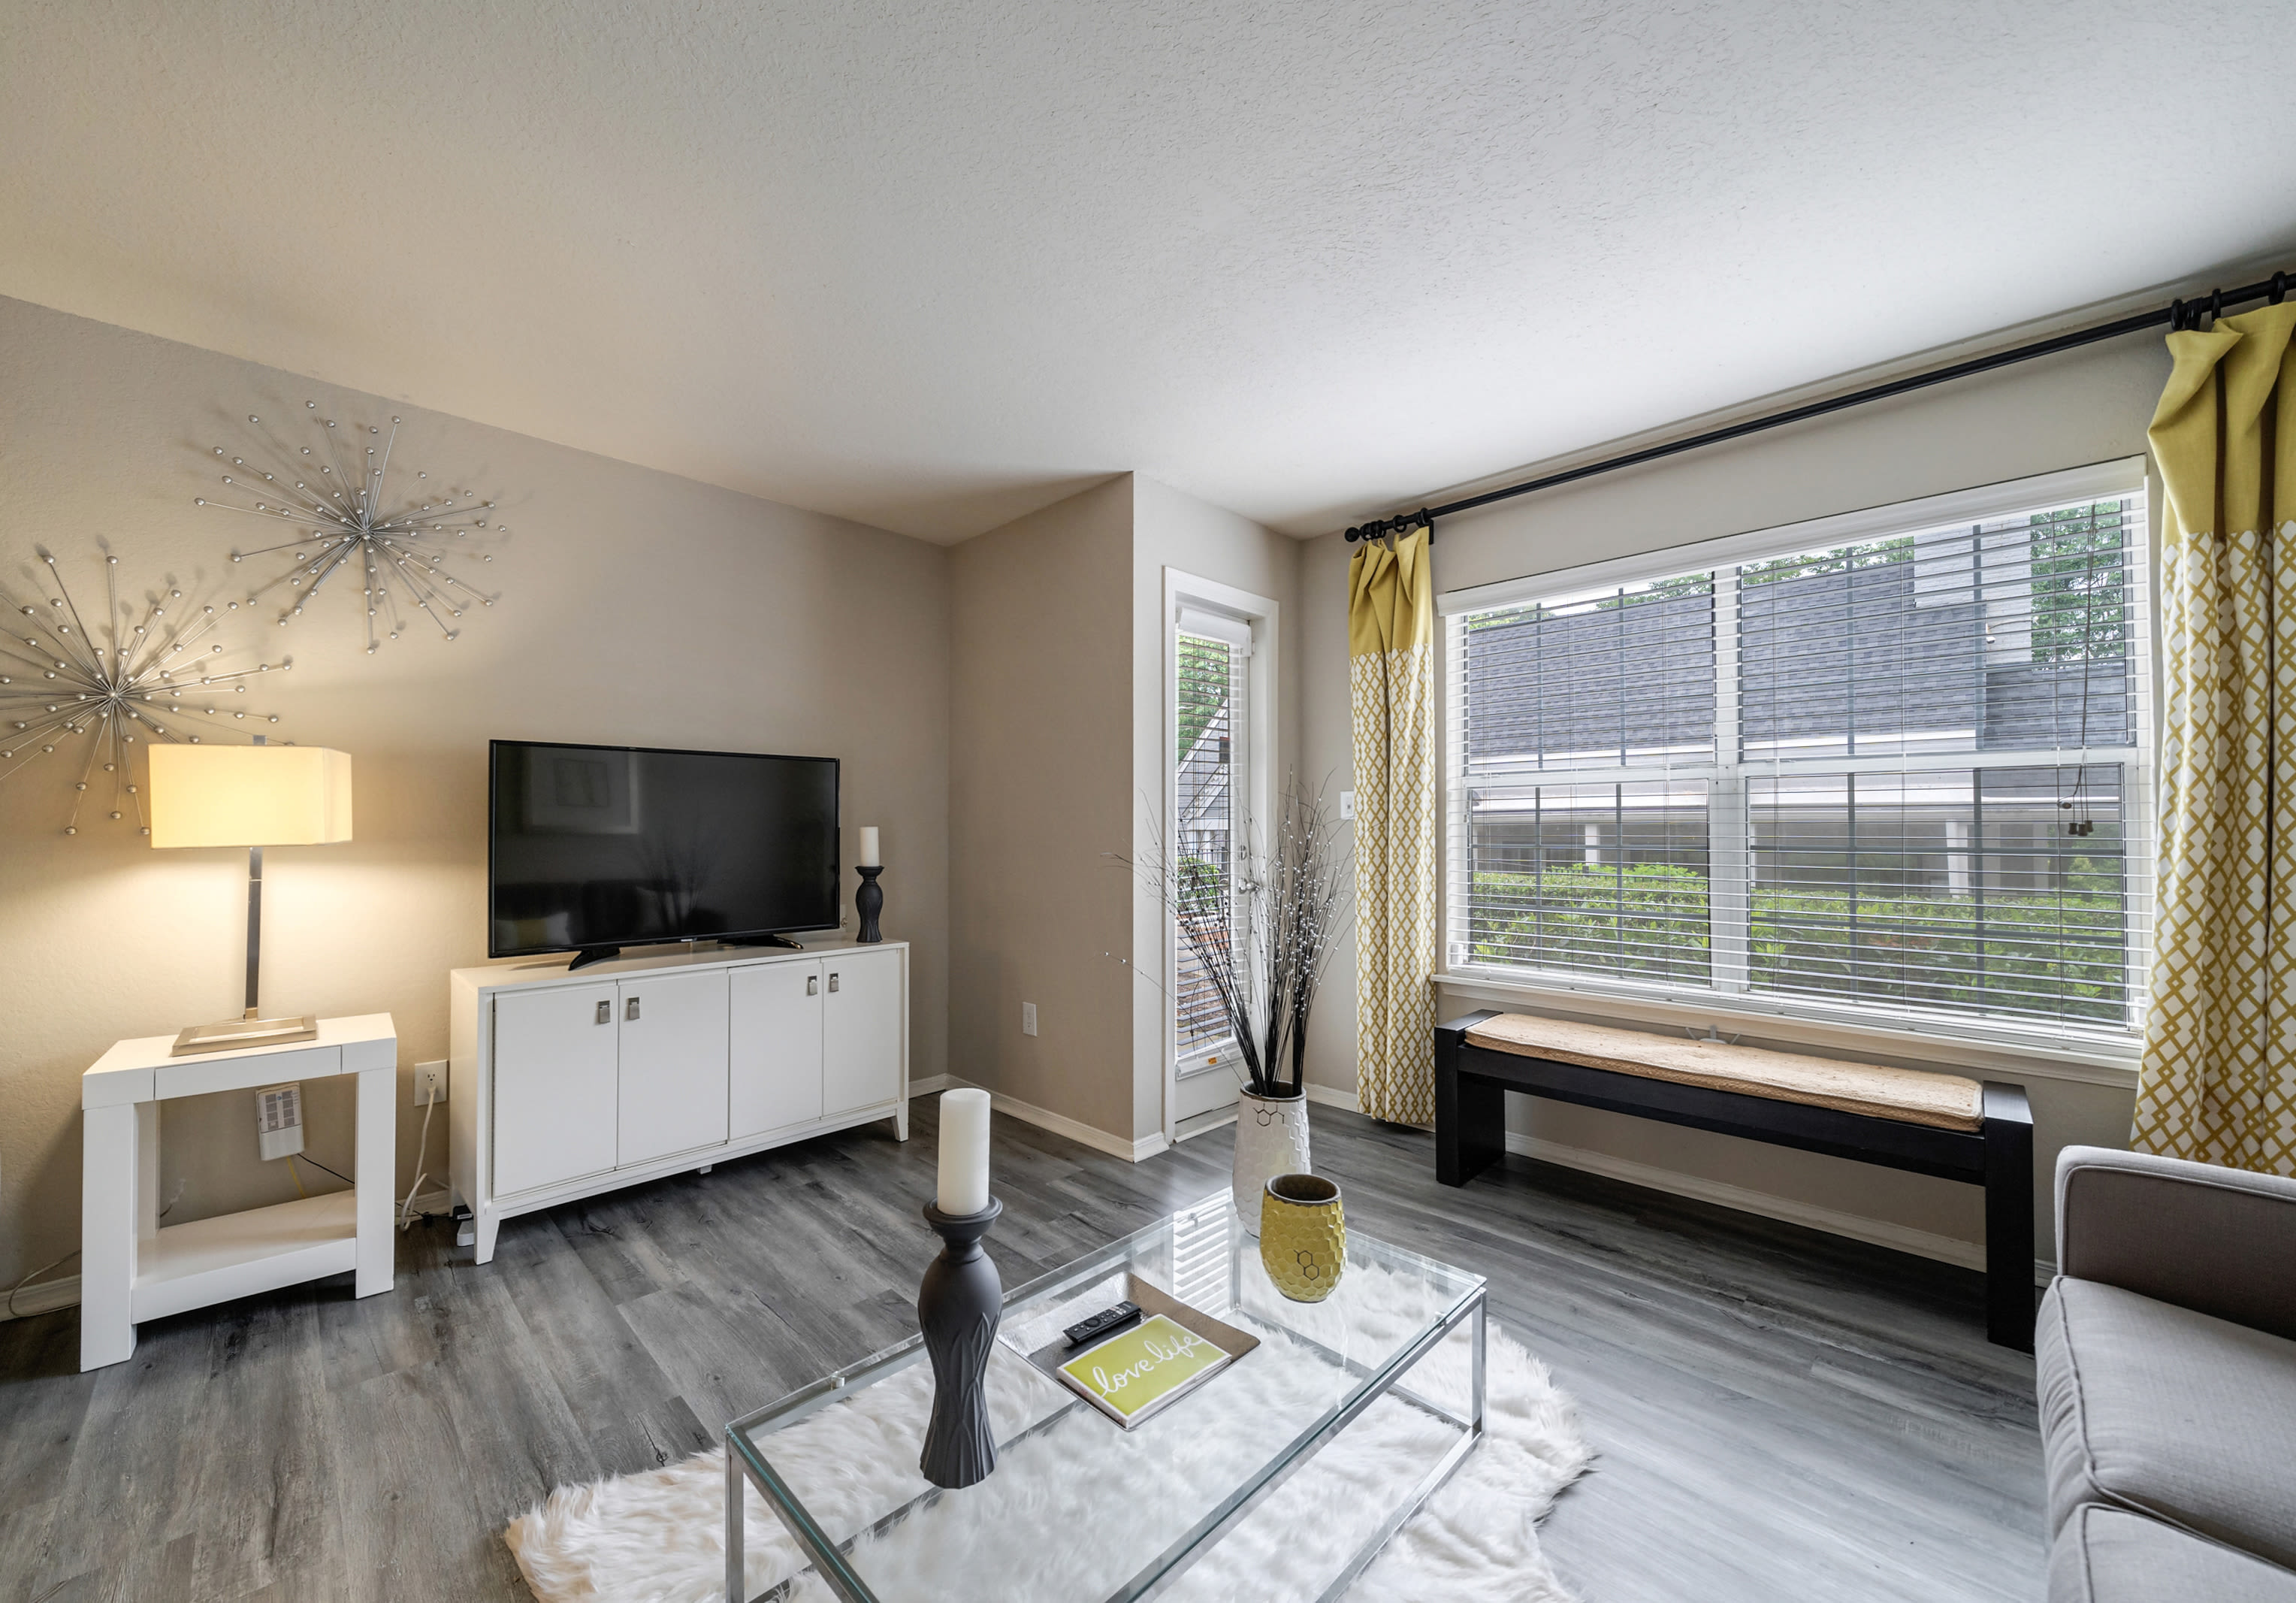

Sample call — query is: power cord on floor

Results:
[5,1182,179,1320]
[6,1251,80,1320]
[400,1090,437,1232]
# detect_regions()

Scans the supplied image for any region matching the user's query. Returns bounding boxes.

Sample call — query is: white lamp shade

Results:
[148,745,353,848]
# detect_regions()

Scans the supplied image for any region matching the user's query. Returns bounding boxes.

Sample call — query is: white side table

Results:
[80,1014,397,1372]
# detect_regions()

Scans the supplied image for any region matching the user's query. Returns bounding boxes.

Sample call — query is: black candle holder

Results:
[856,865,884,943]
[917,1196,1001,1489]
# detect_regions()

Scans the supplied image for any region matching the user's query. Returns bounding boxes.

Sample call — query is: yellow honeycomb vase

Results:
[1260,1172,1346,1302]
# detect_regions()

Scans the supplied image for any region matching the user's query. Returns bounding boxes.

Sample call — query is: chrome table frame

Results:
[723,1211,1486,1603]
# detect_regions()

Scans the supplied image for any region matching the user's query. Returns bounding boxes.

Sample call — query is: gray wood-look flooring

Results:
[0,1097,2044,1601]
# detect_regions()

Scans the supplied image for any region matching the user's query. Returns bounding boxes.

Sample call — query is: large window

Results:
[1446,464,2150,1044]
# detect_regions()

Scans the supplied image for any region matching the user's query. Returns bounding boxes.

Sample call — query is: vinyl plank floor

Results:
[0,1096,2044,1600]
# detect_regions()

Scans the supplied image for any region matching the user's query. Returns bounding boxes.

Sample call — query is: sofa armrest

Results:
[2056,1145,2296,1339]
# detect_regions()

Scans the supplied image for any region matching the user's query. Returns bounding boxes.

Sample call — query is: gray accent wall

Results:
[947,476,1139,1140]
[945,473,1298,1149]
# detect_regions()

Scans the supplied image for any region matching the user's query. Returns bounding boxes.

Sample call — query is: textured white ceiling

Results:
[5,2,2293,542]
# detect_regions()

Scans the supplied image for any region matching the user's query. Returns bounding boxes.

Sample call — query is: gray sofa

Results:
[2038,1145,2296,1601]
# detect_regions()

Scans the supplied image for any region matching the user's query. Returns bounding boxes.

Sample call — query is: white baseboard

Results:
[1503,1130,1988,1270]
[2,1271,81,1320]
[1506,1134,2057,1288]
[920,1076,1168,1163]
[407,1185,455,1218]
[1,1184,463,1323]
[1298,1079,2055,1285]
[1174,1106,1238,1142]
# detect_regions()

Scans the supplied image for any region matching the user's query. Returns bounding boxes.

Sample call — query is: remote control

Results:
[1062,1301,1143,1347]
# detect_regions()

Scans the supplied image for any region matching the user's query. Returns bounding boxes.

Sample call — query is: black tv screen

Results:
[488,739,839,957]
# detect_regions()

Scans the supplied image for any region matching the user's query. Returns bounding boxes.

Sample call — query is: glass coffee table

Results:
[724,1192,1487,1603]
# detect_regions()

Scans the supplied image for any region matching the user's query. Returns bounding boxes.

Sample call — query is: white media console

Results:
[449,939,908,1263]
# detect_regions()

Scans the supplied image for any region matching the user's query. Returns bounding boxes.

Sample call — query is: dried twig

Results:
[1116,776,1352,1099]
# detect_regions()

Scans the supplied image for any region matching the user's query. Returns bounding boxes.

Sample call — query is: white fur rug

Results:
[506,1264,1589,1602]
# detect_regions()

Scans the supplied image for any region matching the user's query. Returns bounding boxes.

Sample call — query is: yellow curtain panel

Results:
[1349,527,1438,1124]
[2132,301,2296,1175]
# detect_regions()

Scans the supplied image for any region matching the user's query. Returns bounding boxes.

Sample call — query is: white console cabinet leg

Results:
[355,1063,394,1296]
[80,1101,139,1372]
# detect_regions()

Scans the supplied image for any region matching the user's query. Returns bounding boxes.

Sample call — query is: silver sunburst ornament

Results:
[198,401,506,655]
[0,550,288,834]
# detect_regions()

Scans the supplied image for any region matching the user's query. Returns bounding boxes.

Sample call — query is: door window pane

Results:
[1176,634,1239,1055]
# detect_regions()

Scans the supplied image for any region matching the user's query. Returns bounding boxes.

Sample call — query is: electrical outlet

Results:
[413,1060,447,1106]
[1021,1002,1038,1037]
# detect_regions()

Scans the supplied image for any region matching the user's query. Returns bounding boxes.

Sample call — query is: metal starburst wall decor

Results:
[198,401,507,655]
[0,550,287,835]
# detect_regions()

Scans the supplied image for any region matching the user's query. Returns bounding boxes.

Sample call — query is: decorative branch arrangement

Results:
[1123,777,1352,1099]
[197,402,506,655]
[0,549,286,833]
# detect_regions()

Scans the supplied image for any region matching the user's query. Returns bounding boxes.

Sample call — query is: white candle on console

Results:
[857,826,881,867]
[938,1089,991,1215]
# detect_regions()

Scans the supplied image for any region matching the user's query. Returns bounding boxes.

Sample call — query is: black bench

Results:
[1435,1009,2036,1350]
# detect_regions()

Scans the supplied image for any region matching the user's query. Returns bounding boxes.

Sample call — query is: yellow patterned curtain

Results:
[1349,526,1437,1124]
[2132,301,2296,1175]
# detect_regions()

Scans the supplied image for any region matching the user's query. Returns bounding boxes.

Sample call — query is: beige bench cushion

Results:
[1462,1013,1983,1132]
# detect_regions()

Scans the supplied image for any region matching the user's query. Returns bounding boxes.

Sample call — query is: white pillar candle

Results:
[857,826,881,867]
[937,1088,992,1215]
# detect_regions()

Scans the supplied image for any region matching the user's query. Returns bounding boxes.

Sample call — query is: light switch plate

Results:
[1340,790,1355,820]
[1022,1002,1038,1037]
[257,1082,304,1162]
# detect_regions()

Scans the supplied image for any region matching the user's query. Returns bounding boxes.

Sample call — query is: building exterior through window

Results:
[1446,464,2151,1047]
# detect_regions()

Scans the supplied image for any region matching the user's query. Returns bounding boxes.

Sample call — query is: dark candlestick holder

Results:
[917,1196,1001,1488]
[856,865,884,943]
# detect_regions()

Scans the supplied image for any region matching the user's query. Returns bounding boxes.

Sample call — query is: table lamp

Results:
[149,737,352,1056]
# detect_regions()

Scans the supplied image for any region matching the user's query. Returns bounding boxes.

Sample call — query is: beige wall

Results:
[1130,475,1302,1141]
[1299,332,2174,1268]
[944,473,1299,1148]
[947,476,1137,1137]
[0,295,952,1293]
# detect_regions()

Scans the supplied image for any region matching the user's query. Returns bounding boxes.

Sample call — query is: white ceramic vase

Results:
[1232,1087,1312,1233]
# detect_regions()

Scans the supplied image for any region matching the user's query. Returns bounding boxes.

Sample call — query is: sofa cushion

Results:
[2039,1277,2296,1569]
[2050,1506,2296,1603]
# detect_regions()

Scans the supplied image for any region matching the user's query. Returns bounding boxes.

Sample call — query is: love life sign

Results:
[1056,1313,1239,1428]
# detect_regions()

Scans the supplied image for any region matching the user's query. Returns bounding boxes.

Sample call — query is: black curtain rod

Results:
[1343,267,2295,544]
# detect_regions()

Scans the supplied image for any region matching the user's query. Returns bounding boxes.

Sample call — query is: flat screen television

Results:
[488,739,840,965]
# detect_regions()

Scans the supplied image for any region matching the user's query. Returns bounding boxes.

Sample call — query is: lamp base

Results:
[171,1014,319,1057]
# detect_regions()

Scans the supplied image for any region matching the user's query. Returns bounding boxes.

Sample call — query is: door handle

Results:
[828,972,840,994]
[595,1000,611,1025]
[806,975,819,997]
[625,996,641,1022]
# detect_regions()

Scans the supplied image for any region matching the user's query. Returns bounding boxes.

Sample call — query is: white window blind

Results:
[1447,470,2151,1045]
[1175,628,1246,1058]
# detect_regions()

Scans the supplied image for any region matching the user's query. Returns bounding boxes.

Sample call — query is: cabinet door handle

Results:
[625,996,641,1022]
[806,975,819,997]
[595,1000,611,1025]
[828,972,840,994]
